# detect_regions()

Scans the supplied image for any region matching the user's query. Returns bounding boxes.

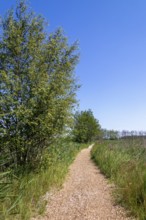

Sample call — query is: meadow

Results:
[0,139,87,220]
[91,138,146,220]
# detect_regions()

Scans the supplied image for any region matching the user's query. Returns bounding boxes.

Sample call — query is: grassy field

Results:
[0,139,87,220]
[91,138,146,220]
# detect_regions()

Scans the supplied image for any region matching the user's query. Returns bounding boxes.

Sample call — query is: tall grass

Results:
[91,139,146,220]
[0,139,87,220]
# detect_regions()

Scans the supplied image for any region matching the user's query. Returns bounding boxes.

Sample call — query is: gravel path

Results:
[34,145,134,220]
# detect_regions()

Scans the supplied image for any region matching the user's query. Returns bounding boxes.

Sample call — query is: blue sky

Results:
[1,0,146,131]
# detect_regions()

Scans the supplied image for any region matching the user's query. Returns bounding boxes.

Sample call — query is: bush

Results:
[0,0,79,171]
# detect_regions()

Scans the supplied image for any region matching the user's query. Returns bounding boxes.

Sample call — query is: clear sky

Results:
[1,0,146,131]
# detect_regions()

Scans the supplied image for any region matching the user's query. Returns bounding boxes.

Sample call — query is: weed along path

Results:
[33,145,133,220]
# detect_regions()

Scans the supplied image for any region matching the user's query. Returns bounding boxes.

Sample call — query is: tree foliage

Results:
[0,0,79,170]
[72,110,101,143]
[102,129,119,140]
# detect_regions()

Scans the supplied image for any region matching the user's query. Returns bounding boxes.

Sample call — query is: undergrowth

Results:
[0,139,87,220]
[91,139,146,220]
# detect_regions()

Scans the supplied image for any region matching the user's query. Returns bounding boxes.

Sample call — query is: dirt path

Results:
[34,145,133,220]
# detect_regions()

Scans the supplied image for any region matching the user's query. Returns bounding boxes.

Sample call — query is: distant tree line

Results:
[102,129,146,140]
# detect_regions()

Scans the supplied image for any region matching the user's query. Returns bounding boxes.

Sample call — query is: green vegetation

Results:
[3,1,146,220]
[102,129,119,140]
[0,0,79,171]
[0,139,87,219]
[0,1,84,219]
[72,109,101,143]
[91,139,146,220]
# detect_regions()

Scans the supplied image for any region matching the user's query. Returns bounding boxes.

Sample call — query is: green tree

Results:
[102,129,119,140]
[72,110,101,143]
[0,0,79,170]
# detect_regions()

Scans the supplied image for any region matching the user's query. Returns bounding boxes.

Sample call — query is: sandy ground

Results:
[33,145,134,220]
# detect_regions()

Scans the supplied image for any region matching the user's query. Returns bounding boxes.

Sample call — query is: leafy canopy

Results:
[73,110,101,143]
[0,0,79,170]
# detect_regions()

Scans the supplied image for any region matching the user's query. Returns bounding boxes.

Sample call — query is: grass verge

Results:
[91,139,146,220]
[0,140,87,220]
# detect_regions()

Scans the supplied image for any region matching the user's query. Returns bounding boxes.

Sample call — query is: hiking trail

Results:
[33,145,134,220]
